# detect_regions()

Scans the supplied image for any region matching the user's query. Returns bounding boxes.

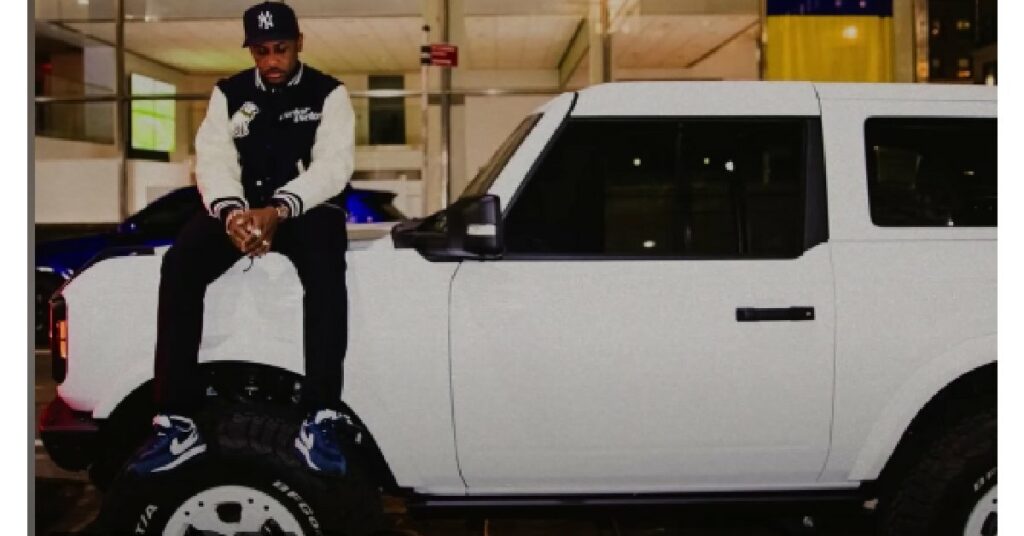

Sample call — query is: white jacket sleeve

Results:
[271,85,356,217]
[194,86,246,219]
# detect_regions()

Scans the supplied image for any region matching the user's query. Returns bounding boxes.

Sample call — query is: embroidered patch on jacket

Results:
[279,107,322,123]
[231,102,260,138]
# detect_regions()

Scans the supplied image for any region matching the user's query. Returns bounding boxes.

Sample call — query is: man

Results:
[128,1,354,476]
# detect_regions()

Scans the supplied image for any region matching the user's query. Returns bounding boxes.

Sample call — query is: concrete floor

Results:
[33,351,875,535]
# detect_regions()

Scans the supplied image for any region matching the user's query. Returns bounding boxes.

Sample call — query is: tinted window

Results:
[865,118,996,227]
[504,119,809,258]
[368,75,406,145]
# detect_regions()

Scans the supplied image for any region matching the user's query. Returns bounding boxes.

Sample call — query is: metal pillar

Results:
[440,0,452,207]
[421,24,430,197]
[115,0,128,218]
[588,0,612,85]
[600,0,612,82]
[759,0,767,80]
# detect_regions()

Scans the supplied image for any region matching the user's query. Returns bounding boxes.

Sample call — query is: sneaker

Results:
[294,409,347,476]
[126,414,208,475]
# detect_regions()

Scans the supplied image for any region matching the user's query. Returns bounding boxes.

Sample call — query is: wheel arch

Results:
[93,361,399,492]
[847,332,995,482]
[864,361,996,492]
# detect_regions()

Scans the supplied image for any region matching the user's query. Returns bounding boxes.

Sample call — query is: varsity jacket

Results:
[194,63,355,220]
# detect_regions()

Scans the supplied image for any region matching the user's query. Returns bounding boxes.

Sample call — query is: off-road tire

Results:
[879,408,996,536]
[90,402,388,535]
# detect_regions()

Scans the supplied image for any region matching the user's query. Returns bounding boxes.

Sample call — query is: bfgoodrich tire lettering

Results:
[880,409,996,536]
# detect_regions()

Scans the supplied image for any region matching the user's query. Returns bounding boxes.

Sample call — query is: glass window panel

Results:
[504,118,808,258]
[368,75,406,145]
[130,73,176,153]
[865,118,997,227]
[35,101,116,144]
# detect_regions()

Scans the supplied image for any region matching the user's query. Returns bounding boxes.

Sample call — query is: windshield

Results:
[460,113,542,200]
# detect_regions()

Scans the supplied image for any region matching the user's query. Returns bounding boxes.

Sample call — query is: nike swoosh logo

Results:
[170,433,198,456]
[298,428,315,449]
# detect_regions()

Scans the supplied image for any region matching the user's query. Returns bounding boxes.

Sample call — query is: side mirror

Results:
[391,195,503,260]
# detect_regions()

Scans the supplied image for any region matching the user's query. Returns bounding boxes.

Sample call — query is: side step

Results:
[407,488,867,517]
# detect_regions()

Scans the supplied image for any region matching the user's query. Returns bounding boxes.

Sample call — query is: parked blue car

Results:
[35,185,406,345]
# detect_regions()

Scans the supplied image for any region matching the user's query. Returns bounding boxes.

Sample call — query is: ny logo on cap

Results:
[257,10,274,30]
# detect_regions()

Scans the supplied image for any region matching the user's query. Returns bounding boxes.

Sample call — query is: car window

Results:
[503,118,810,258]
[460,114,542,200]
[865,117,996,227]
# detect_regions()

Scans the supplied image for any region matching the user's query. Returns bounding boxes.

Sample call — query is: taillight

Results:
[49,295,67,383]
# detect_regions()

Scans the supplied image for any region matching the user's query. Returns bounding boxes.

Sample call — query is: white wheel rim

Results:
[964,484,997,536]
[163,485,305,536]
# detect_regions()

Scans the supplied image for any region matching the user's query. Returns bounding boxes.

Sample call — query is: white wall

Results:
[35,137,192,223]
[34,138,121,224]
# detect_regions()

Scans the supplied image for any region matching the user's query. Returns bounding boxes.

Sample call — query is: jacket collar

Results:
[254,63,304,92]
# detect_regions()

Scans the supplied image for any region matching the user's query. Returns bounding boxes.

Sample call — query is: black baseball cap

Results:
[242,2,300,47]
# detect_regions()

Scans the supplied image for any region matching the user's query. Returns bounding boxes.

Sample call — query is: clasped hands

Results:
[225,207,281,257]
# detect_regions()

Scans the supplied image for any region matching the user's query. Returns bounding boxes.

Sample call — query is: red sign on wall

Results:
[420,44,459,67]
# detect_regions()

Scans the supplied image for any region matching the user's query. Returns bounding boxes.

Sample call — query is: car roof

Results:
[572,81,819,117]
[813,82,996,102]
[569,81,996,117]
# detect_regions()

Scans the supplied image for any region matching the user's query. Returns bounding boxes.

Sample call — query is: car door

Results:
[450,116,836,494]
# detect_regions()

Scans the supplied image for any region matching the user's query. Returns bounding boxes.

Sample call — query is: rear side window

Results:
[865,118,996,227]
[504,118,814,258]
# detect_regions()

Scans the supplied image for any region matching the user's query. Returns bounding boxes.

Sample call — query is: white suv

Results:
[41,82,996,536]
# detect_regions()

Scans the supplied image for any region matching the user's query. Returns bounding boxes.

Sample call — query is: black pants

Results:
[154,205,349,415]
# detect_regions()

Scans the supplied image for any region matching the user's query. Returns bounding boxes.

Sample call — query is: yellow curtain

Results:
[765,15,894,82]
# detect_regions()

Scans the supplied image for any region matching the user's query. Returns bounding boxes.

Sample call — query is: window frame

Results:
[500,116,828,262]
[460,113,542,200]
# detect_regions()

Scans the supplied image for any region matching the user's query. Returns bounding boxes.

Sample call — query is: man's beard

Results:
[262,66,296,87]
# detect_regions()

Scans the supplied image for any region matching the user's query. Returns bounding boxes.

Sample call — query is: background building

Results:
[33,0,996,226]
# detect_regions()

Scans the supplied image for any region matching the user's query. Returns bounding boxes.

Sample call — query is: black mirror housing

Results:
[391,195,503,261]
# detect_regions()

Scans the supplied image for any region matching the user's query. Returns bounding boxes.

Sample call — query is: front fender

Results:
[59,247,465,495]
[59,251,307,414]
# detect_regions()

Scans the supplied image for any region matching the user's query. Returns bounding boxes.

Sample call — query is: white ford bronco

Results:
[40,82,996,536]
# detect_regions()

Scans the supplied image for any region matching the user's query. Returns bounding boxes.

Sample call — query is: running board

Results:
[407,489,866,516]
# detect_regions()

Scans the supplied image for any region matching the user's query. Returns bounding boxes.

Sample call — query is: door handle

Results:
[736,307,815,322]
